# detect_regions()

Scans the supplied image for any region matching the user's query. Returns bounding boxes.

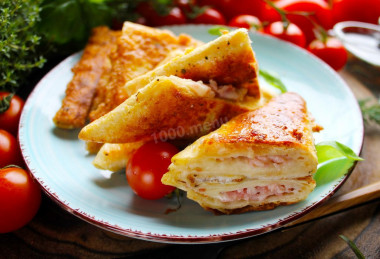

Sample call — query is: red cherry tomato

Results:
[265,0,333,44]
[0,167,41,233]
[0,92,24,136]
[264,21,306,48]
[307,37,348,71]
[228,15,262,31]
[175,0,197,13]
[136,2,156,19]
[191,7,226,25]
[156,7,187,26]
[137,4,187,26]
[198,0,267,20]
[126,141,178,200]
[332,0,380,25]
[0,129,23,168]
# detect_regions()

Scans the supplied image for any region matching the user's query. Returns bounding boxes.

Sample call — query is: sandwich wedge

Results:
[79,29,265,143]
[121,28,260,99]
[79,76,266,143]
[162,92,319,214]
[89,21,202,121]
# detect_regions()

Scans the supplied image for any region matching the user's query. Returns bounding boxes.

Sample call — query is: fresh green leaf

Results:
[259,69,287,93]
[314,157,354,186]
[359,98,380,126]
[315,145,344,164]
[38,0,114,46]
[314,141,362,185]
[316,141,363,162]
[208,26,230,36]
[340,235,365,259]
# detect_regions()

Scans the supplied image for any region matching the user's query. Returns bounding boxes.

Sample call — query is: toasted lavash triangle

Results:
[79,76,266,143]
[88,22,202,121]
[79,28,263,144]
[120,28,260,99]
[162,92,319,214]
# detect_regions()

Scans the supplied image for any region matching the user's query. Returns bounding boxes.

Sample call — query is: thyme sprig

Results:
[359,99,380,126]
[340,235,365,259]
[0,0,46,93]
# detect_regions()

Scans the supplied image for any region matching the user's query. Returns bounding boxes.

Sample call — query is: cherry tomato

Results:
[175,0,197,13]
[126,141,178,200]
[332,0,380,25]
[137,3,187,27]
[136,2,156,20]
[265,0,333,44]
[0,129,23,168]
[0,167,41,233]
[156,7,187,26]
[198,0,267,20]
[191,7,226,24]
[0,92,24,136]
[264,21,306,48]
[307,37,348,71]
[228,15,262,31]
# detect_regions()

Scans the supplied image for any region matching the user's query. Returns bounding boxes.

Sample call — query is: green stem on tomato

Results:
[302,14,329,43]
[0,93,14,113]
[264,0,290,30]
[264,0,329,43]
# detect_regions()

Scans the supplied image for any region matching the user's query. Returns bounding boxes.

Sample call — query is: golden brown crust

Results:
[174,50,259,98]
[204,92,313,148]
[53,27,120,129]
[79,77,251,143]
[144,94,249,142]
[121,28,260,101]
[88,22,201,121]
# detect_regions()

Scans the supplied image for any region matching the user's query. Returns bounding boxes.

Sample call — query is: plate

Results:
[19,25,364,244]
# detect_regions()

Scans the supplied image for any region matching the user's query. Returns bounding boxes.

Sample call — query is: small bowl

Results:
[333,21,380,67]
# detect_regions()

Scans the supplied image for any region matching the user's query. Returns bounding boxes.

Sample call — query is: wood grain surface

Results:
[1,55,379,259]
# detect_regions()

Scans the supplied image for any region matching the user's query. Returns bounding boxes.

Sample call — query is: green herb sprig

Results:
[0,0,46,93]
[340,235,365,259]
[359,98,380,126]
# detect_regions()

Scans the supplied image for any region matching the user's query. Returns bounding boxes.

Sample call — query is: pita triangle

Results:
[79,76,263,143]
[162,92,319,214]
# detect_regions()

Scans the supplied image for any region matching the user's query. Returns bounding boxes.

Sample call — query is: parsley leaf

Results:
[38,0,114,46]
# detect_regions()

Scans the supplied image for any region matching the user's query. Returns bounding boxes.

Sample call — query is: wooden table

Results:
[1,55,379,259]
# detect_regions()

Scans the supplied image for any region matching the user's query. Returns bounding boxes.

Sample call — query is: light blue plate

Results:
[19,25,364,243]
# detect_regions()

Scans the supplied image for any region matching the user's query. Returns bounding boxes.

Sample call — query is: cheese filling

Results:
[218,184,296,202]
